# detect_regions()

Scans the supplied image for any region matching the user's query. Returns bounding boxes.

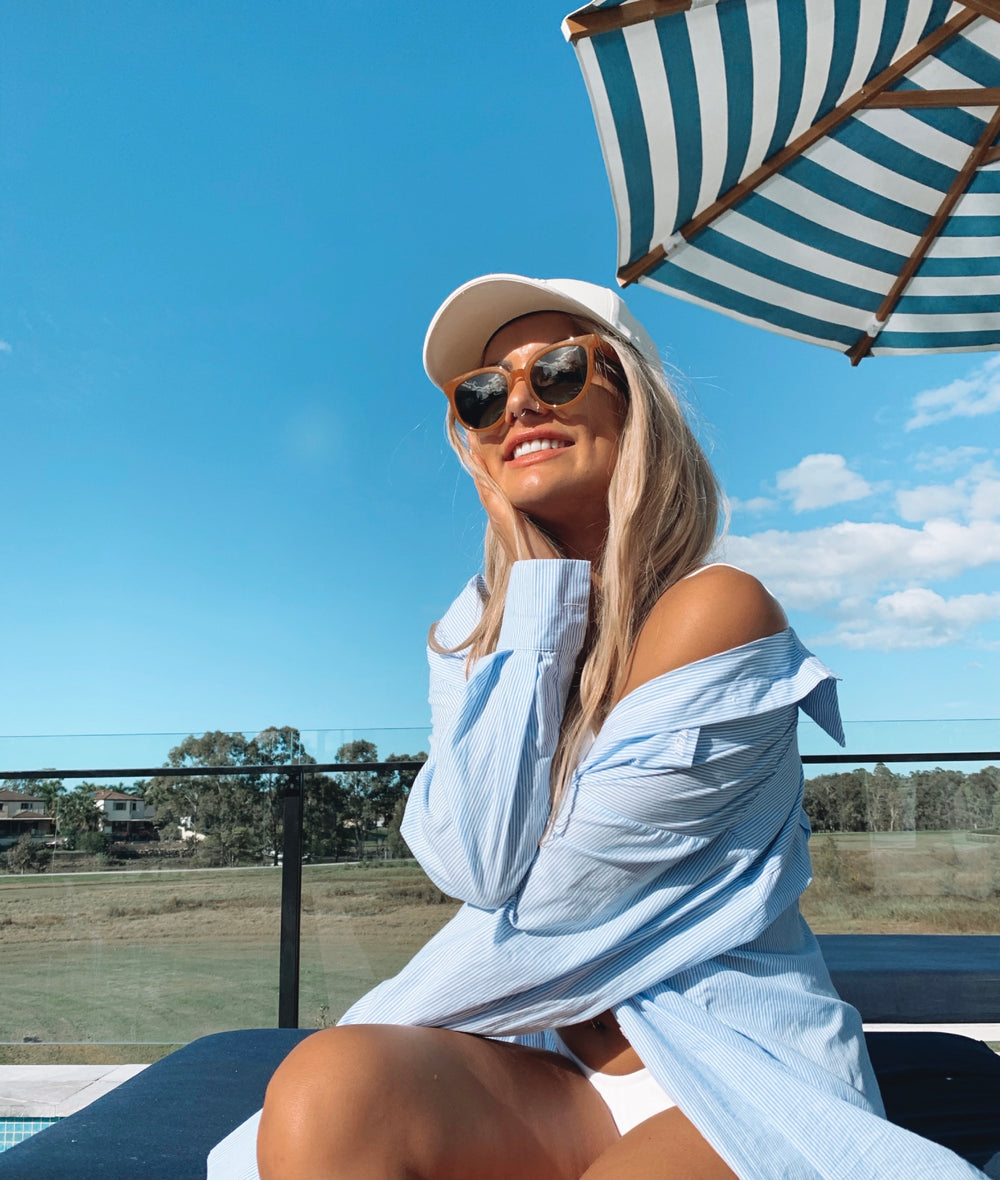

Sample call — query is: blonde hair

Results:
[432,318,720,823]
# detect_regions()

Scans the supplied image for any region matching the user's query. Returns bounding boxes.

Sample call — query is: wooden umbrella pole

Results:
[848,103,1000,365]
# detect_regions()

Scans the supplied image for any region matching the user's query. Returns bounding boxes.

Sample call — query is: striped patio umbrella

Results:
[563,0,1000,362]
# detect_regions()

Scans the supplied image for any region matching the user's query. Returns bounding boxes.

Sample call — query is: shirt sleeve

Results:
[401,560,591,909]
[341,632,843,1036]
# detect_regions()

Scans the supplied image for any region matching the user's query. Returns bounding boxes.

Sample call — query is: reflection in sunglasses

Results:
[444,336,624,432]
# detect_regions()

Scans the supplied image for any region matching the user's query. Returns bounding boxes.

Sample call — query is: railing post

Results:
[278,767,304,1028]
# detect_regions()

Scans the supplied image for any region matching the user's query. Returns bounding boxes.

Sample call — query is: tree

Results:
[57,784,101,846]
[145,731,266,864]
[381,752,426,859]
[863,763,913,833]
[330,743,426,860]
[251,726,324,866]
[144,726,325,866]
[385,796,412,859]
[6,832,50,874]
[334,740,382,860]
[299,761,346,862]
[379,752,427,822]
[805,764,1000,836]
[959,766,998,831]
[913,767,964,831]
[31,777,64,818]
[803,771,867,832]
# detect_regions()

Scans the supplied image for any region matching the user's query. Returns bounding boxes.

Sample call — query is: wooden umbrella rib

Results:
[955,0,1000,23]
[564,0,1000,38]
[565,0,737,42]
[618,6,980,285]
[847,104,1000,365]
[984,144,1000,164]
[867,87,1000,108]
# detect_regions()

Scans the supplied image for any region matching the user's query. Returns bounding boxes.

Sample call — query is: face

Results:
[465,311,626,547]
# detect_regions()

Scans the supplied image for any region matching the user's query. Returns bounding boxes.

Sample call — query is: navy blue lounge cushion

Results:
[0,1028,314,1180]
[866,1032,1000,1174]
[1,1028,998,1179]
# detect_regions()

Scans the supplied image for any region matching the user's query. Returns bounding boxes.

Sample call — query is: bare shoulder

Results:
[618,565,788,702]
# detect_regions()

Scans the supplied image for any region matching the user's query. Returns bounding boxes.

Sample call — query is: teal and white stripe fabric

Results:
[341,561,987,1179]
[564,0,1000,357]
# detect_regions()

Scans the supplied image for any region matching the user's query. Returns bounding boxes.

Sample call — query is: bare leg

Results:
[582,1108,738,1180]
[257,1024,620,1180]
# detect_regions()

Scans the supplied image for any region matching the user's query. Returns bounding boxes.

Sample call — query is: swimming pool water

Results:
[0,1118,58,1152]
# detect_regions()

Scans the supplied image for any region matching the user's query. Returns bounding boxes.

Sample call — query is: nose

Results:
[504,371,543,424]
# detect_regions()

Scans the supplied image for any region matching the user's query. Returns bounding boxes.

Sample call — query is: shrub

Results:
[5,834,51,874]
[76,831,111,857]
[108,842,141,861]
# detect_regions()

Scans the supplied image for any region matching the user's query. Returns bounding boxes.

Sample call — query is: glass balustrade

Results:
[0,721,996,1060]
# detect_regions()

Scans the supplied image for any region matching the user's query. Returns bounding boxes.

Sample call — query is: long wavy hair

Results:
[431,315,721,824]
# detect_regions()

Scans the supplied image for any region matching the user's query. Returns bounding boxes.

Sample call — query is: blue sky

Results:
[1,1,997,770]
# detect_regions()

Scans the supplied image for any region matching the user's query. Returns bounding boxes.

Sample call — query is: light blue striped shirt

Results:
[342,561,985,1179]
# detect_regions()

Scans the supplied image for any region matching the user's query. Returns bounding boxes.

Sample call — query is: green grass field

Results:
[0,861,458,1052]
[801,829,1000,933]
[1,834,996,1059]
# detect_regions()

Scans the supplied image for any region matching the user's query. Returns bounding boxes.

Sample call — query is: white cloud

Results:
[913,445,987,471]
[728,495,776,514]
[896,484,966,522]
[0,340,10,354]
[723,518,1000,610]
[969,475,1000,521]
[906,354,1000,431]
[895,462,1000,523]
[774,453,872,512]
[721,443,1000,651]
[815,588,1000,651]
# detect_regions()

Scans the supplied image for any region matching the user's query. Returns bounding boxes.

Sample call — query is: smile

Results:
[511,438,570,461]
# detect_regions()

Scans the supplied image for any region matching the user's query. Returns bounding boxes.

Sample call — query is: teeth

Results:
[512,438,568,460]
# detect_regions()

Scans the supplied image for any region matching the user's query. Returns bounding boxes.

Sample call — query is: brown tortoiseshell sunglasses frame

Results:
[442,334,625,432]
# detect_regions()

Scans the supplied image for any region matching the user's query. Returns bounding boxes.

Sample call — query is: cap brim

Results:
[423,274,608,388]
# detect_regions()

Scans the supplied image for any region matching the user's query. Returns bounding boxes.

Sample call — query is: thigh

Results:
[581,1107,738,1180]
[258,1024,620,1180]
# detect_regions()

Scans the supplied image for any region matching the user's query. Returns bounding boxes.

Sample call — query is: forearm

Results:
[402,560,590,907]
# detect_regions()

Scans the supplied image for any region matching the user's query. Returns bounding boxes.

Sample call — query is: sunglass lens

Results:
[454,370,509,430]
[530,345,589,406]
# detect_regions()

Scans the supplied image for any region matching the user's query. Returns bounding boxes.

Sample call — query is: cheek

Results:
[585,409,624,468]
[467,435,503,475]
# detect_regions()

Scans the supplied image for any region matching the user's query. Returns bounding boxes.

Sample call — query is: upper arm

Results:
[618,565,787,704]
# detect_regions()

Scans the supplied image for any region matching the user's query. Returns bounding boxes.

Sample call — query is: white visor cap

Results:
[423,273,661,388]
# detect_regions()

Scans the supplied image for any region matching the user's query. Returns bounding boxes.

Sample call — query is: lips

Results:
[511,438,570,461]
[503,428,573,462]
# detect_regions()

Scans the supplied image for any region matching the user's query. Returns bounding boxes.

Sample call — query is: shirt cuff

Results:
[497,560,591,652]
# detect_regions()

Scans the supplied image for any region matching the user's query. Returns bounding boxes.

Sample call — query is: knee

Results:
[262,1025,400,1126]
[257,1026,407,1177]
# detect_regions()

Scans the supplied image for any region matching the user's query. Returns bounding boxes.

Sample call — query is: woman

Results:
[213,275,985,1180]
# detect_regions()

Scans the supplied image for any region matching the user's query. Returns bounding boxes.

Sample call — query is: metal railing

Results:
[1,750,996,1031]
[1,760,423,1030]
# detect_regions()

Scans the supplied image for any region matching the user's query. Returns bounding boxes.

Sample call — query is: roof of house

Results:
[0,789,45,803]
[94,789,138,801]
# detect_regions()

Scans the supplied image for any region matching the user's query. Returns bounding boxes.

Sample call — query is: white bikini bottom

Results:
[548,1031,677,1135]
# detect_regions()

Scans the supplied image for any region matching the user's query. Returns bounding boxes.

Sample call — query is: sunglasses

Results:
[443,334,625,432]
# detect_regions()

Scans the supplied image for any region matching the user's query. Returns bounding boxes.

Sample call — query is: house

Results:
[93,790,157,841]
[0,789,56,848]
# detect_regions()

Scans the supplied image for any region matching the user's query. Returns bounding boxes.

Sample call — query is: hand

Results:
[470,456,561,561]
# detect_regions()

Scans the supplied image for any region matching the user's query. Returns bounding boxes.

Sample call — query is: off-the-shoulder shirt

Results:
[340,561,986,1179]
